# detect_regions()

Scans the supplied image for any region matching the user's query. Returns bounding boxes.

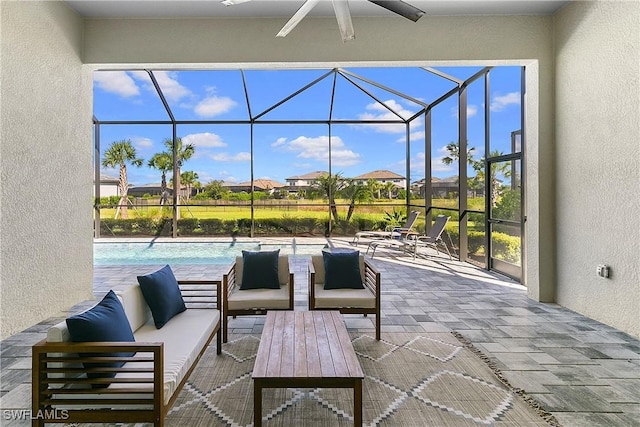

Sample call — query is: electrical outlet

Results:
[596,265,610,278]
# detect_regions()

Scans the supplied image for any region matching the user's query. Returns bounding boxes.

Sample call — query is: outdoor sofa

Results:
[32,269,221,427]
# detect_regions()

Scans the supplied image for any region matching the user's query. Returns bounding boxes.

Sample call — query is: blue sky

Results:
[94,66,522,187]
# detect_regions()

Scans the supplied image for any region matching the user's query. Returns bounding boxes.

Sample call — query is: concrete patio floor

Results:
[1,237,638,426]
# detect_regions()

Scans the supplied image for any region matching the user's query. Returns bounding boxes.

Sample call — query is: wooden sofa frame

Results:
[308,257,381,340]
[31,280,221,427]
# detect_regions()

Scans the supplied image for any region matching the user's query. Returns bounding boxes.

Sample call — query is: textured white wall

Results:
[82,13,556,303]
[554,1,640,337]
[0,2,93,339]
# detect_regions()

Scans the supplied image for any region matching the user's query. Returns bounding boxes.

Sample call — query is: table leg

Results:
[354,379,362,426]
[254,380,262,427]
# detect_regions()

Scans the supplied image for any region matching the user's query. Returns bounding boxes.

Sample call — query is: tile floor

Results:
[1,237,638,426]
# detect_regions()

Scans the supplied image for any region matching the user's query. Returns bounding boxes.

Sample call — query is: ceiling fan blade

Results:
[332,0,355,42]
[368,0,425,22]
[220,0,252,5]
[276,0,322,38]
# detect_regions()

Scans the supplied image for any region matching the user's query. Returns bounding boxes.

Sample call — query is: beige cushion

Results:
[313,283,376,309]
[235,254,290,287]
[133,308,219,404]
[48,287,220,408]
[115,284,152,332]
[54,308,221,409]
[310,254,366,284]
[310,255,374,309]
[227,284,291,310]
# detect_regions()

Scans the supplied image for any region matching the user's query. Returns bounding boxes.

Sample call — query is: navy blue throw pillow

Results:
[137,265,186,329]
[66,290,135,384]
[240,250,280,290]
[322,250,364,290]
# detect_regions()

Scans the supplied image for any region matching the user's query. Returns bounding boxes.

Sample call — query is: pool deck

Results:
[1,237,639,426]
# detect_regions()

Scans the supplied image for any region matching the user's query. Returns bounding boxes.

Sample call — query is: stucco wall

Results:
[554,1,640,337]
[0,1,93,339]
[81,13,556,303]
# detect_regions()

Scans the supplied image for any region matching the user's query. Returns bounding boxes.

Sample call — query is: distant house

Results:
[96,173,119,197]
[412,176,482,198]
[223,179,286,194]
[128,183,169,197]
[352,170,406,188]
[285,171,328,189]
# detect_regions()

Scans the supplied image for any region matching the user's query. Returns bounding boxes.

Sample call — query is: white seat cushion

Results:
[51,308,220,408]
[134,308,220,404]
[313,283,376,309]
[227,284,291,310]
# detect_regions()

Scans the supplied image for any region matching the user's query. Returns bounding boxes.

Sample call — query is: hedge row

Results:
[99,217,384,238]
[99,217,520,263]
[445,228,521,264]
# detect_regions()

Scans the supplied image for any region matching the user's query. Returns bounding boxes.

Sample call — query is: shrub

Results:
[177,218,200,235]
[99,218,161,236]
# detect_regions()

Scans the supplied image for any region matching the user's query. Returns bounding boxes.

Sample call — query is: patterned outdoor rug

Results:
[167,332,559,426]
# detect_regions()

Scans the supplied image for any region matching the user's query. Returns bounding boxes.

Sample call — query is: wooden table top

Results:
[253,311,364,380]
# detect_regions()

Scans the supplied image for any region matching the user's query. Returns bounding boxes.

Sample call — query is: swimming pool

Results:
[93,241,328,266]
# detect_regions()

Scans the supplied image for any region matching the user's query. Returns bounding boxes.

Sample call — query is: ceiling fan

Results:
[220,0,425,42]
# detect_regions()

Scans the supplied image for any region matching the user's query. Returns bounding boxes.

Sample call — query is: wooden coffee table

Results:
[253,310,364,426]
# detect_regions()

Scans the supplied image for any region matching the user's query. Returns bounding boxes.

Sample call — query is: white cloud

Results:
[183,132,226,148]
[451,104,479,118]
[194,96,238,117]
[357,99,421,134]
[490,92,520,112]
[394,150,454,176]
[211,152,251,162]
[195,171,213,183]
[93,71,140,98]
[396,130,425,143]
[151,71,192,102]
[273,135,360,167]
[217,170,238,182]
[128,70,192,103]
[272,137,288,147]
[131,137,153,150]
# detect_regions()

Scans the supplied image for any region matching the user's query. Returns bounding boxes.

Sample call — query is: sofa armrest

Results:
[177,280,221,310]
[363,259,381,303]
[308,259,316,308]
[222,263,238,314]
[287,261,295,307]
[32,339,164,422]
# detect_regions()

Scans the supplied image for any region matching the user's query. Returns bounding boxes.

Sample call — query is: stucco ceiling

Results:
[65,0,569,18]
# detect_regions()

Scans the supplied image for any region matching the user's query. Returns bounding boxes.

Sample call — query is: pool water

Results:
[93,242,327,266]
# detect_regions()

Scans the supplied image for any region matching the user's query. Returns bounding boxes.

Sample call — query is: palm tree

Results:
[441,141,477,167]
[147,152,172,206]
[312,172,345,222]
[366,178,382,199]
[180,171,199,201]
[341,179,368,221]
[163,137,195,216]
[383,181,396,199]
[101,139,143,219]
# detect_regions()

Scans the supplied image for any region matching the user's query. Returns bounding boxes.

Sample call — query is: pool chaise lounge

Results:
[352,210,420,245]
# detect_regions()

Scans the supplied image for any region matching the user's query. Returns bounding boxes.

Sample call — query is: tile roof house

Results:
[285,171,328,190]
[352,170,406,187]
[223,179,286,193]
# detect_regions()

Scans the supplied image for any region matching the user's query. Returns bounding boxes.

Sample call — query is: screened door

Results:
[487,154,522,280]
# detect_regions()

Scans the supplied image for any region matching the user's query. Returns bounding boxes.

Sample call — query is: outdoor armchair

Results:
[222,253,294,343]
[308,252,381,340]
